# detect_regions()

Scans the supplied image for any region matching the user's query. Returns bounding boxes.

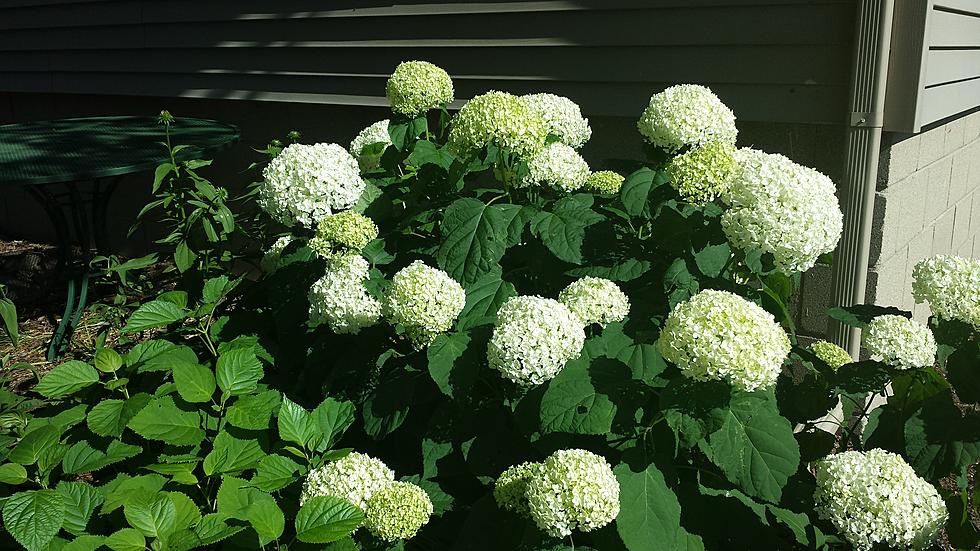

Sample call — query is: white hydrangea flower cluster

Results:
[657,289,790,391]
[385,60,454,116]
[488,295,586,386]
[558,277,630,327]
[666,141,740,204]
[259,143,366,227]
[721,148,843,274]
[912,254,980,327]
[349,119,391,172]
[521,142,591,193]
[308,255,382,335]
[814,449,947,551]
[493,461,543,517]
[524,449,620,538]
[383,260,466,349]
[300,452,394,509]
[309,210,378,259]
[585,170,624,195]
[637,84,737,152]
[809,340,853,370]
[862,315,937,370]
[522,93,592,148]
[364,481,434,542]
[260,235,292,273]
[447,91,548,157]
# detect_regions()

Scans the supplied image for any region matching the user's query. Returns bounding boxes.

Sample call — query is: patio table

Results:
[0,116,239,360]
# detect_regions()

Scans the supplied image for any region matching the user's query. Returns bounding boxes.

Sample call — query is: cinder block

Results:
[948,148,973,207]
[924,158,953,223]
[867,248,909,308]
[932,209,955,255]
[878,134,919,189]
[944,118,966,155]
[964,111,980,144]
[918,126,946,169]
[912,301,932,324]
[953,201,973,249]
[908,227,934,268]
[799,264,833,336]
[971,192,980,236]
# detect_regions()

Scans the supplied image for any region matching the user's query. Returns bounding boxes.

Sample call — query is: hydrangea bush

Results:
[2,61,980,551]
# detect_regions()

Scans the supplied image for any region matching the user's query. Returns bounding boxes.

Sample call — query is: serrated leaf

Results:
[194,513,245,545]
[56,481,103,536]
[124,492,176,538]
[250,454,302,492]
[34,361,99,398]
[0,462,28,484]
[427,332,475,398]
[295,495,365,544]
[167,491,202,531]
[100,474,167,515]
[705,392,800,503]
[539,358,616,435]
[172,362,216,403]
[62,535,106,551]
[621,167,667,216]
[312,397,356,451]
[126,340,197,373]
[8,425,61,466]
[121,300,186,333]
[693,242,731,278]
[456,271,516,330]
[203,431,265,475]
[127,396,205,446]
[2,490,65,551]
[94,349,123,373]
[614,463,681,551]
[278,397,318,449]
[216,348,263,397]
[566,258,652,282]
[904,395,980,480]
[245,491,285,545]
[437,198,523,286]
[144,462,198,485]
[530,195,603,264]
[87,394,152,437]
[104,528,145,551]
[226,390,281,430]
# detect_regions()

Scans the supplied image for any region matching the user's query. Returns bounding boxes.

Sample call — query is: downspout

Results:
[829,0,895,356]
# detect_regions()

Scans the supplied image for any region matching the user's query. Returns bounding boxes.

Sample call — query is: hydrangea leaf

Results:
[121,300,186,334]
[539,357,617,435]
[362,376,416,439]
[1,489,66,551]
[123,492,176,538]
[904,394,980,480]
[226,390,281,430]
[215,348,263,397]
[705,392,800,503]
[172,361,216,404]
[437,198,523,286]
[34,361,99,399]
[56,481,103,536]
[566,258,652,282]
[613,462,681,551]
[294,495,365,544]
[250,454,303,492]
[620,167,667,217]
[126,396,205,446]
[87,394,152,438]
[7,425,62,466]
[104,528,145,551]
[456,270,516,330]
[203,431,265,475]
[312,397,356,451]
[277,397,318,449]
[946,345,980,403]
[427,332,475,399]
[62,440,141,474]
[530,195,603,265]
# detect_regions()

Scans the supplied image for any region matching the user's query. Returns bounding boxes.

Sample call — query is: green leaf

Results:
[250,454,302,492]
[62,535,106,551]
[530,195,603,264]
[172,362,216,403]
[56,481,103,536]
[8,425,62,466]
[174,241,196,273]
[409,140,454,170]
[613,463,681,551]
[216,348,263,397]
[826,304,910,329]
[947,344,980,403]
[121,300,186,333]
[456,271,516,330]
[278,396,318,449]
[124,492,176,538]
[144,462,198,485]
[616,342,668,386]
[245,491,285,545]
[693,242,731,278]
[62,440,141,474]
[427,332,475,398]
[126,340,197,373]
[34,361,99,398]
[202,275,236,304]
[539,357,616,435]
[904,395,980,480]
[362,375,415,439]
[152,162,175,192]
[437,198,523,286]
[620,167,667,216]
[661,379,730,449]
[312,397,356,451]
[2,490,65,551]
[167,491,202,531]
[705,392,800,503]
[87,394,152,437]
[0,297,19,345]
[566,258,652,282]
[100,474,167,515]
[663,257,699,308]
[127,396,205,446]
[294,495,365,544]
[226,390,281,430]
[104,529,145,551]
[203,431,265,475]
[94,349,123,373]
[0,462,28,484]
[833,360,894,394]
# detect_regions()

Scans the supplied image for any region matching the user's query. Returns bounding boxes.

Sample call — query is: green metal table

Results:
[0,116,239,360]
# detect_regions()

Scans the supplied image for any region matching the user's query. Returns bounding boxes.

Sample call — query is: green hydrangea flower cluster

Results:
[862,315,937,370]
[637,84,737,152]
[385,60,454,116]
[493,461,543,517]
[809,340,852,370]
[364,481,435,542]
[584,170,624,195]
[383,260,466,349]
[666,141,739,204]
[912,254,980,327]
[521,142,590,193]
[309,210,378,259]
[558,277,630,327]
[447,91,548,157]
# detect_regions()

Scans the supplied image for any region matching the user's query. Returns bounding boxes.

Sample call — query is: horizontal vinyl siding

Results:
[0,0,855,123]
[921,3,980,125]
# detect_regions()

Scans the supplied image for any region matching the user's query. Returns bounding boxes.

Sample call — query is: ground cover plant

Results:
[1,61,979,550]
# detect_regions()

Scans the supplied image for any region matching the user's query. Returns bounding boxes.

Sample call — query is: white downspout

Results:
[829,0,896,357]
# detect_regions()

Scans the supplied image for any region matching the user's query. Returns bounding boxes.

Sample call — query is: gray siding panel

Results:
[0,0,855,123]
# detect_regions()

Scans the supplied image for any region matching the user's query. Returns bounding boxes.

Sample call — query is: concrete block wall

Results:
[868,110,980,320]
